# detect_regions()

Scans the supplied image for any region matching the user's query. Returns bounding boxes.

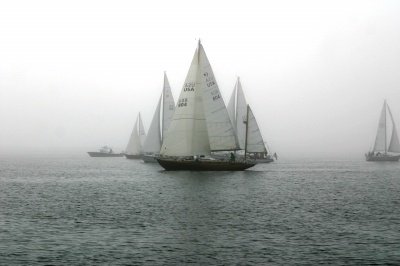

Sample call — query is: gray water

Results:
[0,156,399,265]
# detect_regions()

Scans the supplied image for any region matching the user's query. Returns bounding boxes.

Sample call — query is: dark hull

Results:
[125,154,142,159]
[365,154,400,162]
[157,158,255,171]
[88,152,124,157]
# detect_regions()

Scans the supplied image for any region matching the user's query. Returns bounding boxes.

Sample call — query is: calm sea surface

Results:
[0,156,399,265]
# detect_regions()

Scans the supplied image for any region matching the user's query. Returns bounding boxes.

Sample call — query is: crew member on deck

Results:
[230,152,235,162]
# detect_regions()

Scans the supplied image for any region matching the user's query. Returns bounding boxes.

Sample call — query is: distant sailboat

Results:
[87,146,124,157]
[142,73,175,163]
[227,78,274,163]
[157,41,255,171]
[365,100,400,161]
[125,113,146,159]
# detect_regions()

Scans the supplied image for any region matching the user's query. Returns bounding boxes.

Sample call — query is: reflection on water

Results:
[1,156,399,265]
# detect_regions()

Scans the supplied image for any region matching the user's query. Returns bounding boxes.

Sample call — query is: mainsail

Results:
[143,96,162,154]
[162,73,175,140]
[236,78,248,149]
[126,113,147,155]
[227,78,247,149]
[138,113,146,146]
[245,105,268,153]
[373,101,387,152]
[388,105,400,153]
[143,73,176,154]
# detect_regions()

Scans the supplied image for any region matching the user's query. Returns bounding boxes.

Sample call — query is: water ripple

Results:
[1,156,400,265]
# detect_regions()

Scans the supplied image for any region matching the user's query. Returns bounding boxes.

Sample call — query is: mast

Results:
[234,83,238,155]
[244,104,250,161]
[160,72,175,144]
[227,79,239,148]
[235,78,248,149]
[161,72,166,142]
[138,112,142,149]
[139,112,141,135]
[384,100,387,154]
[235,77,239,132]
[234,78,239,152]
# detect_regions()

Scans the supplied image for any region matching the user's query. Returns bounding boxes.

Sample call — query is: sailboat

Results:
[156,41,255,171]
[365,100,400,161]
[227,77,274,163]
[142,72,175,163]
[125,113,146,159]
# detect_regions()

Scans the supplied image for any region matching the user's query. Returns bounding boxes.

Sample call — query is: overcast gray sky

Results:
[1,0,400,158]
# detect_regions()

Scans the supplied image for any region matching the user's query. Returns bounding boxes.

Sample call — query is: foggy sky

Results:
[1,0,400,158]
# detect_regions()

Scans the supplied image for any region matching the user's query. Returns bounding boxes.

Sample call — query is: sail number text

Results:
[184,82,195,92]
[211,89,220,101]
[205,73,216,88]
[178,98,188,107]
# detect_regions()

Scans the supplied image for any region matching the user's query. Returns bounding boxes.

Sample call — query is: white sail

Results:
[162,73,175,140]
[235,78,248,149]
[138,113,146,147]
[387,105,400,153]
[198,43,239,151]
[126,113,146,155]
[160,47,210,156]
[143,96,162,154]
[373,101,387,152]
[227,85,236,129]
[246,106,267,153]
[227,78,253,150]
